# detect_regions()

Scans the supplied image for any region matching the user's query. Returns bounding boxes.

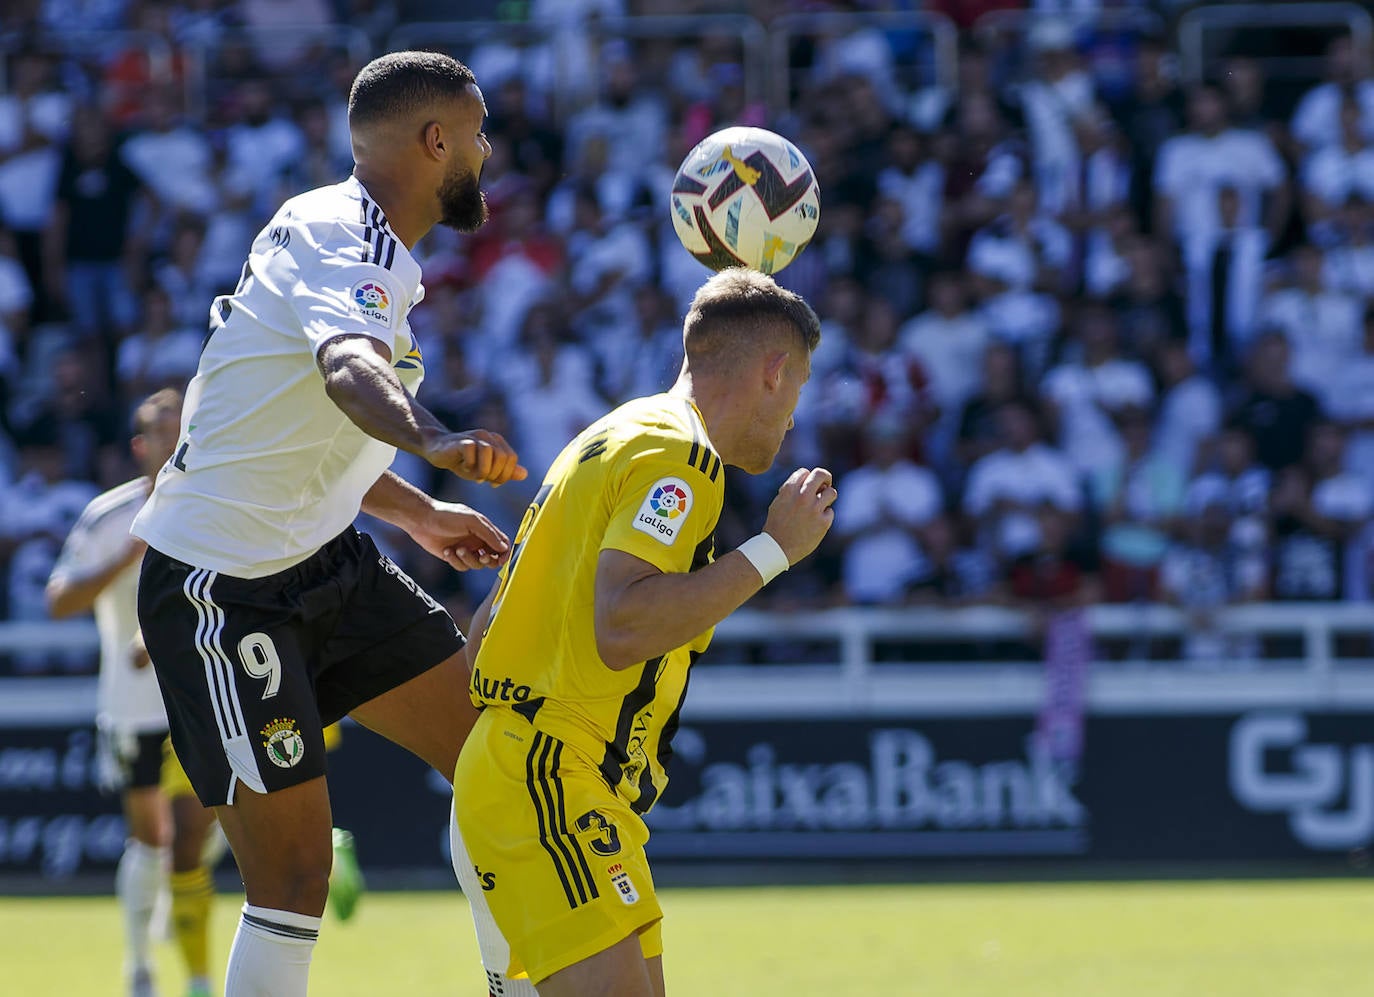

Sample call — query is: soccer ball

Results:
[669,126,820,275]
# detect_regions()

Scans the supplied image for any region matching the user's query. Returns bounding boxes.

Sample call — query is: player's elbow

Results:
[45,582,79,619]
[594,612,646,671]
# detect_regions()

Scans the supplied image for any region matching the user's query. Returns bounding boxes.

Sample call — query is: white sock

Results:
[116,839,167,974]
[450,804,539,997]
[224,903,320,997]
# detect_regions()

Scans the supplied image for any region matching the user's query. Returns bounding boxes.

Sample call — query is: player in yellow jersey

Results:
[451,268,835,996]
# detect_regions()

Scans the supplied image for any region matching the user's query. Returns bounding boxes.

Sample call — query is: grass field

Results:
[2,880,1372,995]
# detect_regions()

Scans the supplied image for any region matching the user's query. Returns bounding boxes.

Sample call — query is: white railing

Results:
[3,605,1373,724]
[1178,2,1374,83]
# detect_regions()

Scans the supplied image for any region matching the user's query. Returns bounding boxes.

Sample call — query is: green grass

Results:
[2,880,1372,995]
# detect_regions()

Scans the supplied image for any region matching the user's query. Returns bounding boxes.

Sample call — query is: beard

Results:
[438,165,489,233]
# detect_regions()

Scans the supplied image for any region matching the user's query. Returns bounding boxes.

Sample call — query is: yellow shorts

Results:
[159,736,196,800]
[453,708,663,984]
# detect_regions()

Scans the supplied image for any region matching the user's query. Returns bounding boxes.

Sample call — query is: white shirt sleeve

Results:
[288,223,410,358]
[49,505,124,585]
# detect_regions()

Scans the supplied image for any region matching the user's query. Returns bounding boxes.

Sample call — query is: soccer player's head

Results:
[131,387,184,477]
[681,268,821,474]
[348,50,490,233]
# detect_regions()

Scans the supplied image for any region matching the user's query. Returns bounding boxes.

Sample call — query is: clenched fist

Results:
[761,467,837,565]
[424,430,528,486]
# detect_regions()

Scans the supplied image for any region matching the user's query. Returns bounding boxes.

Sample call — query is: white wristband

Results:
[737,532,790,584]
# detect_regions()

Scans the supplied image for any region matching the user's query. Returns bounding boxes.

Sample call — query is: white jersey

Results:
[51,478,166,734]
[132,176,428,578]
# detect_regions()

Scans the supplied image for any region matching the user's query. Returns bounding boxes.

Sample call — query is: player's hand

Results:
[761,467,837,565]
[408,501,511,572]
[424,430,528,486]
[128,629,150,670]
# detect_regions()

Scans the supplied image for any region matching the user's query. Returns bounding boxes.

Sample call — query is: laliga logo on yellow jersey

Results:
[633,476,693,546]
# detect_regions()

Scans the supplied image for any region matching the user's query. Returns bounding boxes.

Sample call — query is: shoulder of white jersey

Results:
[71,477,147,534]
[279,181,406,272]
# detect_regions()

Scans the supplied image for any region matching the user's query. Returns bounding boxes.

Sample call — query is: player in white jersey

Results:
[131,52,526,997]
[47,390,182,997]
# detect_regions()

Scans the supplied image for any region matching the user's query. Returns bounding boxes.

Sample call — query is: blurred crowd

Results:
[2,0,1374,674]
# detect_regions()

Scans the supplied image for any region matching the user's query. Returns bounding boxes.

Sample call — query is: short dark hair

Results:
[683,268,821,367]
[348,51,477,127]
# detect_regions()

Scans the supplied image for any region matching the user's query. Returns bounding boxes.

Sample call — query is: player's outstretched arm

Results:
[361,471,510,571]
[317,334,527,485]
[46,537,147,618]
[595,468,836,669]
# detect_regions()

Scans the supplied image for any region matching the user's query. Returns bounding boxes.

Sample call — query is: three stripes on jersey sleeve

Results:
[359,195,399,270]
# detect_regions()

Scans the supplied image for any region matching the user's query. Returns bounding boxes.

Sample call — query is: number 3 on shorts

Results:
[238,632,282,699]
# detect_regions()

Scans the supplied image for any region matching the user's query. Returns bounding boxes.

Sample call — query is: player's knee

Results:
[241,838,332,911]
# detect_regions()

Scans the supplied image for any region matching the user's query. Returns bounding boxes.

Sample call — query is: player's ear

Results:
[422,120,444,159]
[762,350,788,390]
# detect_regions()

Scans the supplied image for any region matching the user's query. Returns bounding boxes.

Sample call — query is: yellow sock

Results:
[170,866,215,981]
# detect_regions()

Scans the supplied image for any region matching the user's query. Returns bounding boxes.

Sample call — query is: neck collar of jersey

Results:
[347,175,394,235]
[685,397,716,453]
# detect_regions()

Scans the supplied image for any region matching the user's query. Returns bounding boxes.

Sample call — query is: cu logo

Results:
[1229,712,1374,851]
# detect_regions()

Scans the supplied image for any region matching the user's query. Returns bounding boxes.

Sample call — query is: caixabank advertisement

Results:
[5,712,1374,880]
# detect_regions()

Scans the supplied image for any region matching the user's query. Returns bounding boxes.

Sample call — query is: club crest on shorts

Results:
[260,718,305,769]
[607,863,640,905]
[632,476,693,546]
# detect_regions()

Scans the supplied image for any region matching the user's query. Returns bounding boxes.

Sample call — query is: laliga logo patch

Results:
[633,477,693,546]
[260,718,305,769]
[607,863,640,905]
[351,279,393,327]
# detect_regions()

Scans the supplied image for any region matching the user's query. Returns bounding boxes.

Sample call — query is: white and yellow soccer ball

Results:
[669,126,821,275]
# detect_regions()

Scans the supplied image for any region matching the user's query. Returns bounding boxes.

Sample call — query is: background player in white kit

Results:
[46,389,184,997]
[131,52,525,996]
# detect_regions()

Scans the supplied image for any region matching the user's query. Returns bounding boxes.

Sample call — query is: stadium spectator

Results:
[221,79,306,218]
[1040,303,1154,476]
[1152,339,1222,478]
[152,216,215,333]
[967,180,1068,375]
[1261,245,1362,406]
[120,87,216,217]
[963,397,1081,564]
[1018,18,1100,218]
[1160,494,1267,664]
[0,435,98,672]
[0,224,33,386]
[10,346,120,485]
[1091,405,1185,603]
[875,123,944,261]
[899,269,989,467]
[814,295,938,474]
[833,416,943,606]
[1154,84,1288,249]
[43,105,143,346]
[1232,331,1324,473]
[1270,422,1373,602]
[1301,96,1374,229]
[1324,307,1374,491]
[956,339,1027,473]
[1006,504,1098,608]
[115,284,203,405]
[499,303,604,482]
[1112,35,1185,235]
[1181,184,1267,378]
[0,49,71,321]
[1291,33,1374,154]
[1110,233,1185,355]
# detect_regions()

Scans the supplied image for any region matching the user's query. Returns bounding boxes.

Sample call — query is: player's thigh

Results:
[122,786,171,848]
[348,649,477,778]
[320,532,470,774]
[535,932,655,997]
[214,775,333,915]
[138,548,330,808]
[455,712,662,986]
[119,731,173,846]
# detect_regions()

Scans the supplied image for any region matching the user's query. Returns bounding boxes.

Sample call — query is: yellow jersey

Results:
[471,393,725,814]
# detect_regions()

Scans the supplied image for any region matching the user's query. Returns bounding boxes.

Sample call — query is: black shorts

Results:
[138,528,465,807]
[98,729,168,792]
